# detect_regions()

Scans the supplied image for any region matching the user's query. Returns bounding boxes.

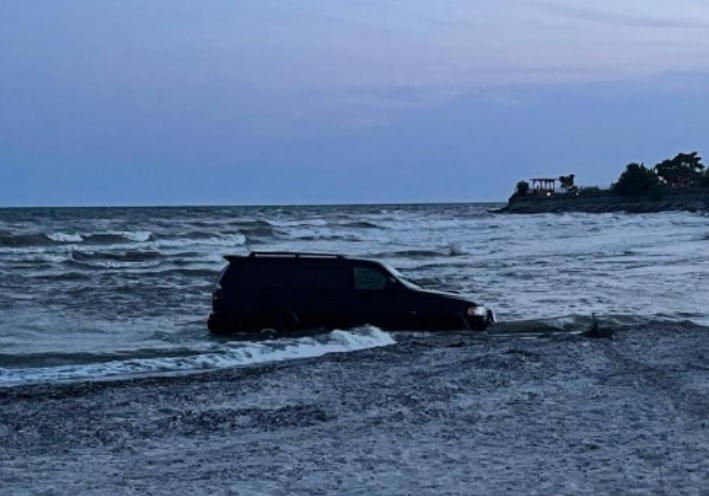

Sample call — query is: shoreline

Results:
[497,190,709,214]
[2,323,708,495]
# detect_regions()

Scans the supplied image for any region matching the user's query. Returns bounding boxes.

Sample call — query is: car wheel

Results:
[421,313,464,331]
[259,328,278,340]
[247,311,298,336]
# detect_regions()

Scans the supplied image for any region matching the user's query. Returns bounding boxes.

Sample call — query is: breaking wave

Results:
[238,225,284,243]
[0,232,55,247]
[0,327,395,387]
[0,230,155,247]
[46,233,84,243]
[375,246,467,259]
[294,234,362,242]
[85,232,155,244]
[338,221,381,229]
[71,250,164,264]
[157,233,247,249]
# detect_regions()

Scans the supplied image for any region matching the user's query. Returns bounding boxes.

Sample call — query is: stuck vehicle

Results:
[208,251,495,337]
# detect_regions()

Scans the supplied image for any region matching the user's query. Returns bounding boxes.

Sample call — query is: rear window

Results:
[221,259,348,290]
[292,263,348,290]
[221,260,290,289]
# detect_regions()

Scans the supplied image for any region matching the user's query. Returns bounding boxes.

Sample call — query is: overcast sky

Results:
[2,0,709,206]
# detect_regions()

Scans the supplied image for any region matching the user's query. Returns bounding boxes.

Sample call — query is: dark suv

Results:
[208,251,495,337]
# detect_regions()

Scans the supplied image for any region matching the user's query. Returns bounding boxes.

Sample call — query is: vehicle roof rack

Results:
[223,251,347,262]
[247,251,345,259]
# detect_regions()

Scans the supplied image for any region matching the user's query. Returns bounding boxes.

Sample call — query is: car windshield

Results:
[382,263,422,290]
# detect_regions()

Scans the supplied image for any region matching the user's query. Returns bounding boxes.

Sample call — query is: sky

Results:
[1,0,709,206]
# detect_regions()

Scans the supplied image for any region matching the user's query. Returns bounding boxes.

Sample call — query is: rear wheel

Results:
[245,311,298,336]
[208,314,237,336]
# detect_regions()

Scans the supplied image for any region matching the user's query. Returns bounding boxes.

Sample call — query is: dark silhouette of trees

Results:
[654,152,705,188]
[612,163,661,196]
[515,180,530,196]
[558,174,575,192]
[511,151,707,203]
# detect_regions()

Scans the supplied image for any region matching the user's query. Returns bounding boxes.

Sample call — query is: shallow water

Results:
[1,203,707,385]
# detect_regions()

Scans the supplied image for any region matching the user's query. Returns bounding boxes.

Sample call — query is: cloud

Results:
[532,1,709,29]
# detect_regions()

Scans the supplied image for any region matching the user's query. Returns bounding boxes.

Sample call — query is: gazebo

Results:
[530,178,557,195]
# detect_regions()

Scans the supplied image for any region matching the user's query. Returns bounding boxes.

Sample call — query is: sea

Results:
[1,203,708,387]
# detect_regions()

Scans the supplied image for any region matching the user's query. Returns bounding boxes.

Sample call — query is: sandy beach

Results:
[2,321,708,495]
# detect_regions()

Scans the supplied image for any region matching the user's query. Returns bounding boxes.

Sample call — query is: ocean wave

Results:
[71,249,163,263]
[160,228,277,248]
[269,218,328,228]
[294,234,362,242]
[374,246,466,259]
[130,267,221,279]
[338,221,381,229]
[29,271,92,282]
[232,219,274,228]
[0,347,204,368]
[0,232,54,248]
[0,327,395,386]
[8,253,72,264]
[182,231,221,240]
[179,220,271,230]
[157,233,247,249]
[238,225,284,242]
[46,233,84,243]
[66,250,164,269]
[0,230,156,248]
[84,231,155,244]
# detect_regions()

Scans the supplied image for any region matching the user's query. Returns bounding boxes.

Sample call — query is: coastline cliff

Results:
[498,152,709,214]
[497,189,709,214]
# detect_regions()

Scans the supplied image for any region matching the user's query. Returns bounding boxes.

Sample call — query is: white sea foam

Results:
[47,233,84,243]
[74,259,163,270]
[121,231,154,243]
[0,328,395,386]
[18,253,72,264]
[157,233,247,249]
[269,218,328,227]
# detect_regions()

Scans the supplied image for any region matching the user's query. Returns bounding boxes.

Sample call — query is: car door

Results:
[291,261,352,330]
[349,264,414,330]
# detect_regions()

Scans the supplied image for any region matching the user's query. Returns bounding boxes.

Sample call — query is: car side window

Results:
[353,266,388,291]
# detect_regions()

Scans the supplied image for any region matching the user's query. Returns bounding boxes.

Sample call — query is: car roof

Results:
[223,251,380,266]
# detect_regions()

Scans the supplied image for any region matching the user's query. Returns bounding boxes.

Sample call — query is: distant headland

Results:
[497,151,709,214]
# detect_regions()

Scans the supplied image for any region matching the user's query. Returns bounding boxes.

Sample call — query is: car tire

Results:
[421,313,465,331]
[259,328,278,340]
[247,311,298,335]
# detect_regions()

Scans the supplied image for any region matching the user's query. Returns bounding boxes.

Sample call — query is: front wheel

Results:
[420,313,466,331]
[246,311,298,335]
[258,328,278,340]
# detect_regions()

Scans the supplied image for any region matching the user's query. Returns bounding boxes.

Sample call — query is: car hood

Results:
[418,288,474,304]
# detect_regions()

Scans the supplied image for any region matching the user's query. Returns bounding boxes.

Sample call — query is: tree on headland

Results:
[515,180,530,196]
[558,174,575,192]
[612,163,661,196]
[654,152,705,188]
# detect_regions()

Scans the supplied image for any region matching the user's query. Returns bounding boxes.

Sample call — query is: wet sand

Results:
[2,322,709,495]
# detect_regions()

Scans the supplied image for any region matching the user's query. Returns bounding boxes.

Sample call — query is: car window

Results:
[353,266,388,291]
[225,261,294,288]
[293,263,347,290]
[381,262,422,290]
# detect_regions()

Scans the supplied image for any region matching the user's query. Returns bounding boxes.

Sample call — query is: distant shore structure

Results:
[530,178,557,196]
